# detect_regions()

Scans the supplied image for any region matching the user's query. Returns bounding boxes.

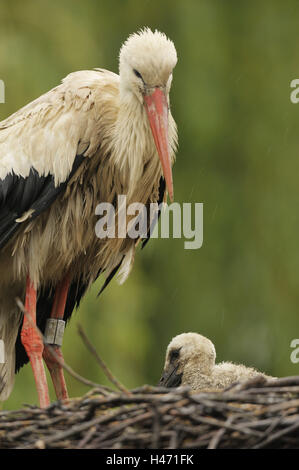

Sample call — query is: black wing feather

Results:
[141,177,166,249]
[0,155,84,251]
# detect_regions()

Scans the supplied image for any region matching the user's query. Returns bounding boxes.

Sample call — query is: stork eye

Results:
[133,69,143,80]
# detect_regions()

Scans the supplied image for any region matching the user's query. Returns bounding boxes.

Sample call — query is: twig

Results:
[208,416,234,449]
[77,425,97,449]
[254,419,299,449]
[77,323,131,396]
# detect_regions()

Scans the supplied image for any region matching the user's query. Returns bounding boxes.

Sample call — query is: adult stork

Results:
[0,28,178,407]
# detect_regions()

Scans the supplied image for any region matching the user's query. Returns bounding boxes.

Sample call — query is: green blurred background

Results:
[1,0,299,409]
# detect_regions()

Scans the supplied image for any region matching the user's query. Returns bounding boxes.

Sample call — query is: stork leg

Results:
[43,275,69,401]
[21,277,50,408]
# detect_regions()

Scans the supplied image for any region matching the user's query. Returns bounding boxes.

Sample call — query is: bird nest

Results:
[1,376,299,449]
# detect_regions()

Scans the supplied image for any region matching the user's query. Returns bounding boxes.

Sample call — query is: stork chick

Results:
[159,333,274,391]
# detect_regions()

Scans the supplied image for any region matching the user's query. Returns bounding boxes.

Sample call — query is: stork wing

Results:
[0,69,119,250]
[0,158,84,250]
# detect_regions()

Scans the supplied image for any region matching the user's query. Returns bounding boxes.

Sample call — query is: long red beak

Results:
[144,88,174,201]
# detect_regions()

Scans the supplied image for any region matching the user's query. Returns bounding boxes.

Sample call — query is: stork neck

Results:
[112,92,157,195]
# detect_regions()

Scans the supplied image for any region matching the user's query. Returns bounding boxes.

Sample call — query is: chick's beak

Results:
[158,363,182,388]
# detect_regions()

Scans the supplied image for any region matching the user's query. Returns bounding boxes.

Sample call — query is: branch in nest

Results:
[77,324,131,396]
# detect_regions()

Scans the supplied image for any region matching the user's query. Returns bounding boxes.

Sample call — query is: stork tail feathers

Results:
[0,310,22,401]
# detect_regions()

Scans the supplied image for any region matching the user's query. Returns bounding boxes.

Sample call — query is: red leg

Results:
[43,275,70,401]
[21,277,50,408]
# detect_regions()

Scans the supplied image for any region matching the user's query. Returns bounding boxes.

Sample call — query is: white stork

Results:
[159,333,273,390]
[0,28,178,407]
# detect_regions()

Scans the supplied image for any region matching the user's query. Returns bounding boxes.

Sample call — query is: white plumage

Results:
[159,333,274,391]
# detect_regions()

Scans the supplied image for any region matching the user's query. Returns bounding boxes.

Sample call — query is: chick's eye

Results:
[133,69,143,80]
[170,349,180,361]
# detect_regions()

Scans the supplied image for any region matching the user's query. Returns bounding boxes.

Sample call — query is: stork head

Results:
[119,28,177,200]
[158,333,216,388]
